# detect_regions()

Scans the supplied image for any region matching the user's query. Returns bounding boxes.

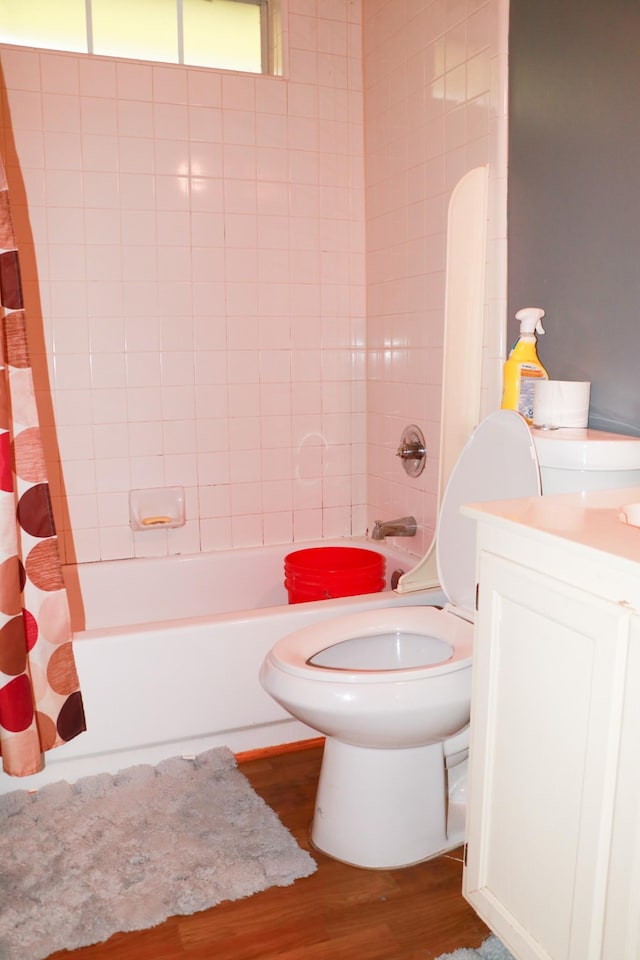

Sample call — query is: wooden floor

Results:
[51,744,489,960]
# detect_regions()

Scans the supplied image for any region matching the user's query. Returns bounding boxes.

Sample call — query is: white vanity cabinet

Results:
[461,489,640,960]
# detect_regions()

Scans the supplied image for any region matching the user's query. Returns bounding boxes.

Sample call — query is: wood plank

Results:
[46,747,489,959]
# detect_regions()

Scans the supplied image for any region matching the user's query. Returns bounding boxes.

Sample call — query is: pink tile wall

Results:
[0,0,366,562]
[363,0,508,560]
[0,0,509,569]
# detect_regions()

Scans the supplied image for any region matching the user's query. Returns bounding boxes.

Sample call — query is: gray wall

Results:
[508,0,640,435]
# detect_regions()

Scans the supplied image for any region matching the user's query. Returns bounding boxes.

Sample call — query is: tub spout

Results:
[371,516,417,540]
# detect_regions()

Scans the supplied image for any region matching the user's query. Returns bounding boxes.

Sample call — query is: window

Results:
[0,0,276,75]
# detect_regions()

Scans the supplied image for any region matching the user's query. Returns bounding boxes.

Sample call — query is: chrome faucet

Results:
[371,515,417,540]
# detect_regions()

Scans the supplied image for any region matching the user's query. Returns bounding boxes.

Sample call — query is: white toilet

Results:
[260,411,640,870]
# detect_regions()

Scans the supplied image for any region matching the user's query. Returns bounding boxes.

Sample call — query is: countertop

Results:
[462,485,640,569]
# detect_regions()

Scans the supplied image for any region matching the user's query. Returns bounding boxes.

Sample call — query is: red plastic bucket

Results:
[284,547,386,604]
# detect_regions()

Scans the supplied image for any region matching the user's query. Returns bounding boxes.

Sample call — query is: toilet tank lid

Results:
[532,428,640,470]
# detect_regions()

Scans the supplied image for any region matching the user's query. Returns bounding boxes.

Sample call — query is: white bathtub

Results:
[8,540,444,793]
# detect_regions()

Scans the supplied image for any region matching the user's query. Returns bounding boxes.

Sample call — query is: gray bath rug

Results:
[436,935,516,960]
[0,746,316,960]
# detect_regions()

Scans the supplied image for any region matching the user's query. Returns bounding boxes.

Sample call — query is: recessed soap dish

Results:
[129,487,185,531]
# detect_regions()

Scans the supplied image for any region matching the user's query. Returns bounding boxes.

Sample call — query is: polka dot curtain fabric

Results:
[0,159,85,777]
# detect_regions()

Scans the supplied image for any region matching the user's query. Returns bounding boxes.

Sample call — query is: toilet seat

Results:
[266,605,473,683]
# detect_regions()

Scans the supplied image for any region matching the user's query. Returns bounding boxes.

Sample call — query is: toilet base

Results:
[310,737,454,869]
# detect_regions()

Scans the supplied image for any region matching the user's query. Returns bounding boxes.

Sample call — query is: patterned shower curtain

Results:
[0,157,85,777]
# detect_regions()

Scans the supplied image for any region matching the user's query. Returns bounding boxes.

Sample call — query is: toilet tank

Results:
[532,427,640,494]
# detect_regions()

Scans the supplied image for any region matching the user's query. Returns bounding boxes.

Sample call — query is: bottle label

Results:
[518,367,546,421]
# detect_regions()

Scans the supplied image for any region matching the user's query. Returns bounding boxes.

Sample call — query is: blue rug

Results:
[437,935,515,960]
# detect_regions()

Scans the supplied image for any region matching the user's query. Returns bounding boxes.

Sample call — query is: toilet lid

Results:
[437,410,541,615]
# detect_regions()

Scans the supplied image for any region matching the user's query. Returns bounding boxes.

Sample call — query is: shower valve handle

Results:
[396,440,425,460]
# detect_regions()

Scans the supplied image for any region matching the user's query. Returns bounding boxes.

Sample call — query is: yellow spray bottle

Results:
[500,307,549,423]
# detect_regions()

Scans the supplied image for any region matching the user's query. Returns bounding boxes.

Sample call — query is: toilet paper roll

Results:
[533,380,591,429]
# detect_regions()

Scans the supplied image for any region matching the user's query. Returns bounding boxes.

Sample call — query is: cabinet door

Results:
[463,552,631,960]
[602,612,640,958]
